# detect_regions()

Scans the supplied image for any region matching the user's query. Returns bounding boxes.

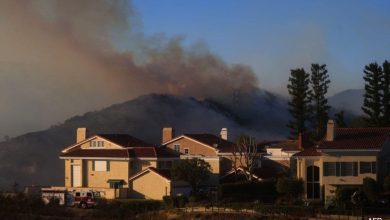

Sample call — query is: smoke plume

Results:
[0,0,259,137]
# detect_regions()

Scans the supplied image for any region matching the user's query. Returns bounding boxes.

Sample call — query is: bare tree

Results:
[231,134,258,181]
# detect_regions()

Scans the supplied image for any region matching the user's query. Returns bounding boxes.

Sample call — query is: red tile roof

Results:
[97,134,154,148]
[293,147,322,157]
[318,128,390,150]
[267,140,302,152]
[60,148,129,158]
[128,147,156,158]
[61,146,179,158]
[184,134,236,153]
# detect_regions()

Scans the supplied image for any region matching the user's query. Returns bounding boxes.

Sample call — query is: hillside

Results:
[329,89,364,116]
[0,92,289,188]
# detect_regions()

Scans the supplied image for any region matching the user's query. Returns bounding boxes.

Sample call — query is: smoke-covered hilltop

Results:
[0,0,259,138]
[0,91,289,189]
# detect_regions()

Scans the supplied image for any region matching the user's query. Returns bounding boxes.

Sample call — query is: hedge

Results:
[93,199,162,219]
[218,180,277,202]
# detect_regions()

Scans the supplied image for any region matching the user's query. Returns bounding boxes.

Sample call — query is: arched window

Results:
[307,166,320,199]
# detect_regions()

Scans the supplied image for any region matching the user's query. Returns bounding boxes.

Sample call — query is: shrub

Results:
[335,187,358,209]
[362,177,379,204]
[93,199,162,219]
[218,180,277,202]
[276,177,304,204]
[162,195,188,208]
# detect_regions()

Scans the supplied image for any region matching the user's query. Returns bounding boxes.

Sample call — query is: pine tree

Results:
[382,60,390,126]
[362,63,383,126]
[287,68,311,138]
[309,64,330,140]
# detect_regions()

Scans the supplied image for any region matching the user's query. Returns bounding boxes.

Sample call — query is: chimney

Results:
[162,127,175,144]
[298,133,303,150]
[220,128,228,140]
[326,120,335,141]
[76,127,87,143]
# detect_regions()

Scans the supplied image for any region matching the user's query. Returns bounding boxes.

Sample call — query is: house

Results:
[293,120,390,202]
[160,127,238,185]
[262,138,303,174]
[128,167,191,200]
[59,128,181,199]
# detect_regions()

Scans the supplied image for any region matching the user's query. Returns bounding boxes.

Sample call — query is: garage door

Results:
[72,165,81,187]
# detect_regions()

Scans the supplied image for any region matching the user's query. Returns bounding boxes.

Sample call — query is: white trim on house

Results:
[128,168,171,183]
[61,135,124,153]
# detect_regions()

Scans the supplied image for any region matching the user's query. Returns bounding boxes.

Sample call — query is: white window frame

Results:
[90,140,104,148]
[184,148,189,155]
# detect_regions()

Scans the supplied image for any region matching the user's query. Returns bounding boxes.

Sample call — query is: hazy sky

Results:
[133,0,390,95]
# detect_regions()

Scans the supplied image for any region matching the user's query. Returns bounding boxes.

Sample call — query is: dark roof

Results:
[156,147,180,158]
[97,134,154,148]
[61,146,179,158]
[318,128,390,150]
[60,148,129,158]
[293,147,322,157]
[128,147,156,158]
[184,134,236,153]
[148,167,172,180]
[267,140,301,152]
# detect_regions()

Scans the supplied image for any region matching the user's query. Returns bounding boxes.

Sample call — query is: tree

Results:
[231,134,258,181]
[382,60,390,126]
[287,68,311,138]
[309,64,331,140]
[171,158,212,195]
[334,111,347,128]
[276,177,304,204]
[362,177,379,204]
[362,62,383,126]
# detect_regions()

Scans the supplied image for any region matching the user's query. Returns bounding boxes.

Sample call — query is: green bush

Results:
[276,177,304,204]
[218,180,277,202]
[335,187,358,209]
[362,177,379,204]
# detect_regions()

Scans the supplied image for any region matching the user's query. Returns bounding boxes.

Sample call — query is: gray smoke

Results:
[0,0,258,137]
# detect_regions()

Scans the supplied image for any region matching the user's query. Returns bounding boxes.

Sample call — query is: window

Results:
[93,160,109,171]
[184,148,189,155]
[174,144,180,152]
[360,161,376,174]
[323,162,336,176]
[307,166,320,199]
[323,162,358,177]
[90,140,104,148]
